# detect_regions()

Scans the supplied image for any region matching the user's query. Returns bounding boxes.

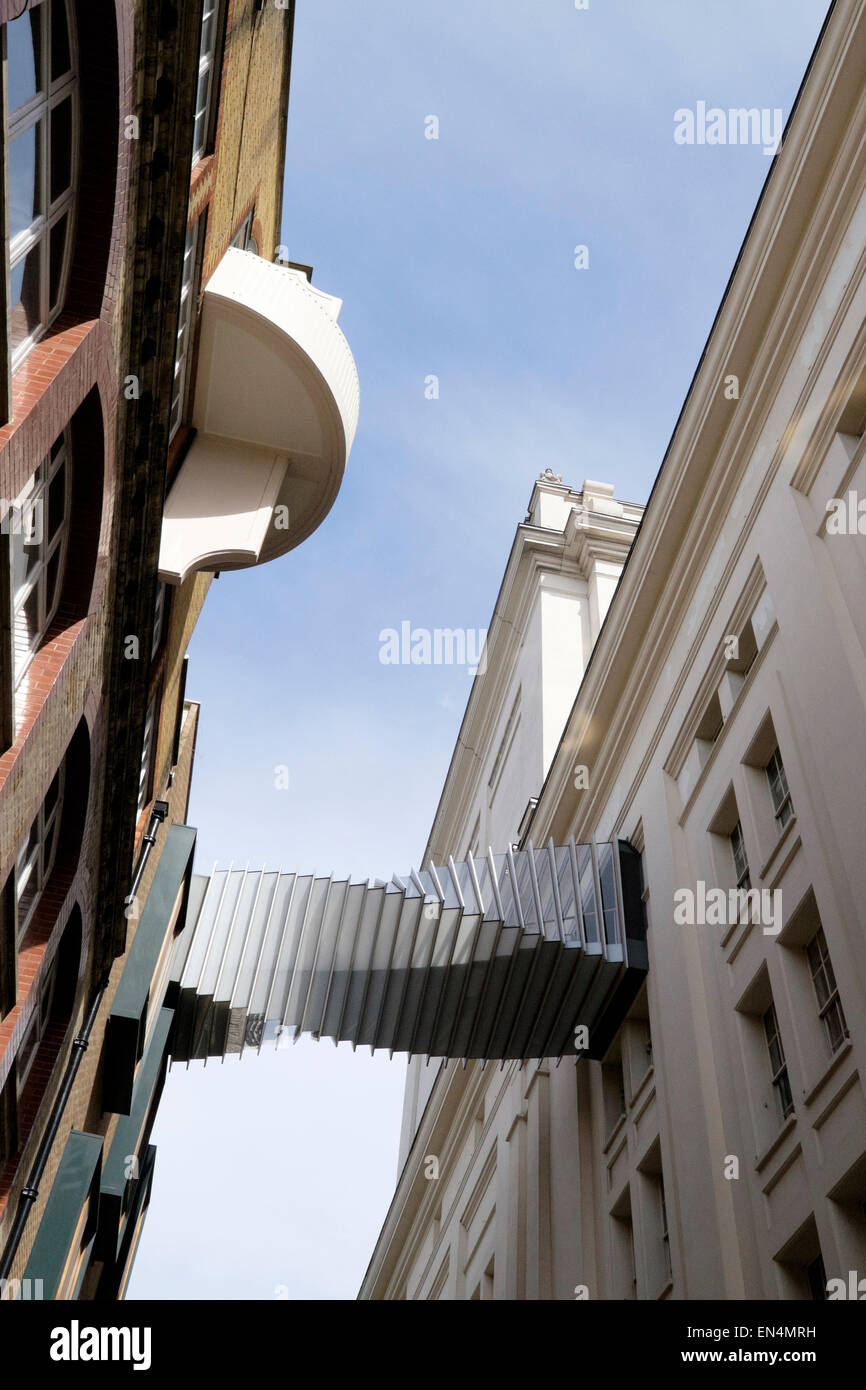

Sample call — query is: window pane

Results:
[9,124,39,240]
[44,770,61,822]
[778,1071,793,1117]
[51,0,72,82]
[10,246,43,357]
[193,111,207,159]
[767,1035,784,1074]
[17,819,39,880]
[17,864,39,932]
[49,213,68,310]
[6,11,42,113]
[815,969,832,1010]
[176,292,192,337]
[17,1011,39,1084]
[40,961,57,1023]
[15,581,42,672]
[196,65,211,111]
[42,819,57,878]
[50,97,73,203]
[11,525,40,598]
[47,547,62,614]
[200,11,217,58]
[48,463,66,540]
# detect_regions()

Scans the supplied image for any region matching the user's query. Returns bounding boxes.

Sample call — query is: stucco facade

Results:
[362,0,866,1301]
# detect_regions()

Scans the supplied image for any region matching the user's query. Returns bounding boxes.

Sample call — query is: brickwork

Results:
[0,0,295,1290]
[2,702,198,1273]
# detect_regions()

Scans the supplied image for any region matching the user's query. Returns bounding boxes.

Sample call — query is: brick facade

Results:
[0,0,296,1290]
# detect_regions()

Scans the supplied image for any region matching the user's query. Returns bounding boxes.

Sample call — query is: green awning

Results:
[97,1007,173,1261]
[103,823,195,1113]
[23,1130,103,1300]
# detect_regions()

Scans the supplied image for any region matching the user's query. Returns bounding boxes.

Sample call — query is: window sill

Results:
[602,1111,627,1155]
[189,153,216,201]
[676,622,777,825]
[0,319,95,452]
[629,1064,655,1117]
[721,907,753,952]
[801,1038,853,1109]
[755,1113,797,1173]
[758,815,799,885]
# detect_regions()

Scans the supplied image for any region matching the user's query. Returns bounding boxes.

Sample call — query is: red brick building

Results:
[0,0,352,1299]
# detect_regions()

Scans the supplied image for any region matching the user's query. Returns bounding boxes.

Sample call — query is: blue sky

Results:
[128,0,830,1300]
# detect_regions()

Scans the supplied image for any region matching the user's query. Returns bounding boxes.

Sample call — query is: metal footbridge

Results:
[167,839,648,1064]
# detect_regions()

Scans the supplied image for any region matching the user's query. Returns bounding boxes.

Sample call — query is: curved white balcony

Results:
[158,249,359,585]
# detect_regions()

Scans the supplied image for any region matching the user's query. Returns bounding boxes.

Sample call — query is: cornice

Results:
[424,500,641,863]
[532,0,866,850]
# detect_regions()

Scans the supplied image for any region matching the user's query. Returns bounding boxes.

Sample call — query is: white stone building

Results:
[360,0,866,1301]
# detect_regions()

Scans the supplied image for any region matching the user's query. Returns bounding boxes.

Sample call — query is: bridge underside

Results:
[167,840,648,1064]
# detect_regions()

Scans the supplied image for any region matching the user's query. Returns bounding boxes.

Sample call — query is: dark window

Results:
[763,1003,794,1121]
[806,1254,827,1301]
[16,767,64,944]
[137,694,159,815]
[10,428,71,693]
[169,217,204,440]
[765,747,793,831]
[806,927,848,1053]
[730,820,751,890]
[192,1,222,164]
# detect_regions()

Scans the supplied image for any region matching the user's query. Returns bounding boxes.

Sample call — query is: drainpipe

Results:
[0,801,170,1283]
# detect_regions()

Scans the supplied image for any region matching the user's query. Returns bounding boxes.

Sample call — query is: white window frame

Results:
[6,0,79,368]
[806,926,848,1053]
[765,746,793,831]
[762,1002,794,1121]
[169,218,203,440]
[192,1,221,166]
[151,581,167,659]
[16,765,65,946]
[730,820,751,891]
[10,428,72,691]
[138,694,159,815]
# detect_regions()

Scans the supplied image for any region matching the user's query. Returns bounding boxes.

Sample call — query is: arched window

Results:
[11,428,71,687]
[16,764,64,945]
[9,719,88,961]
[6,0,78,366]
[15,954,58,1094]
